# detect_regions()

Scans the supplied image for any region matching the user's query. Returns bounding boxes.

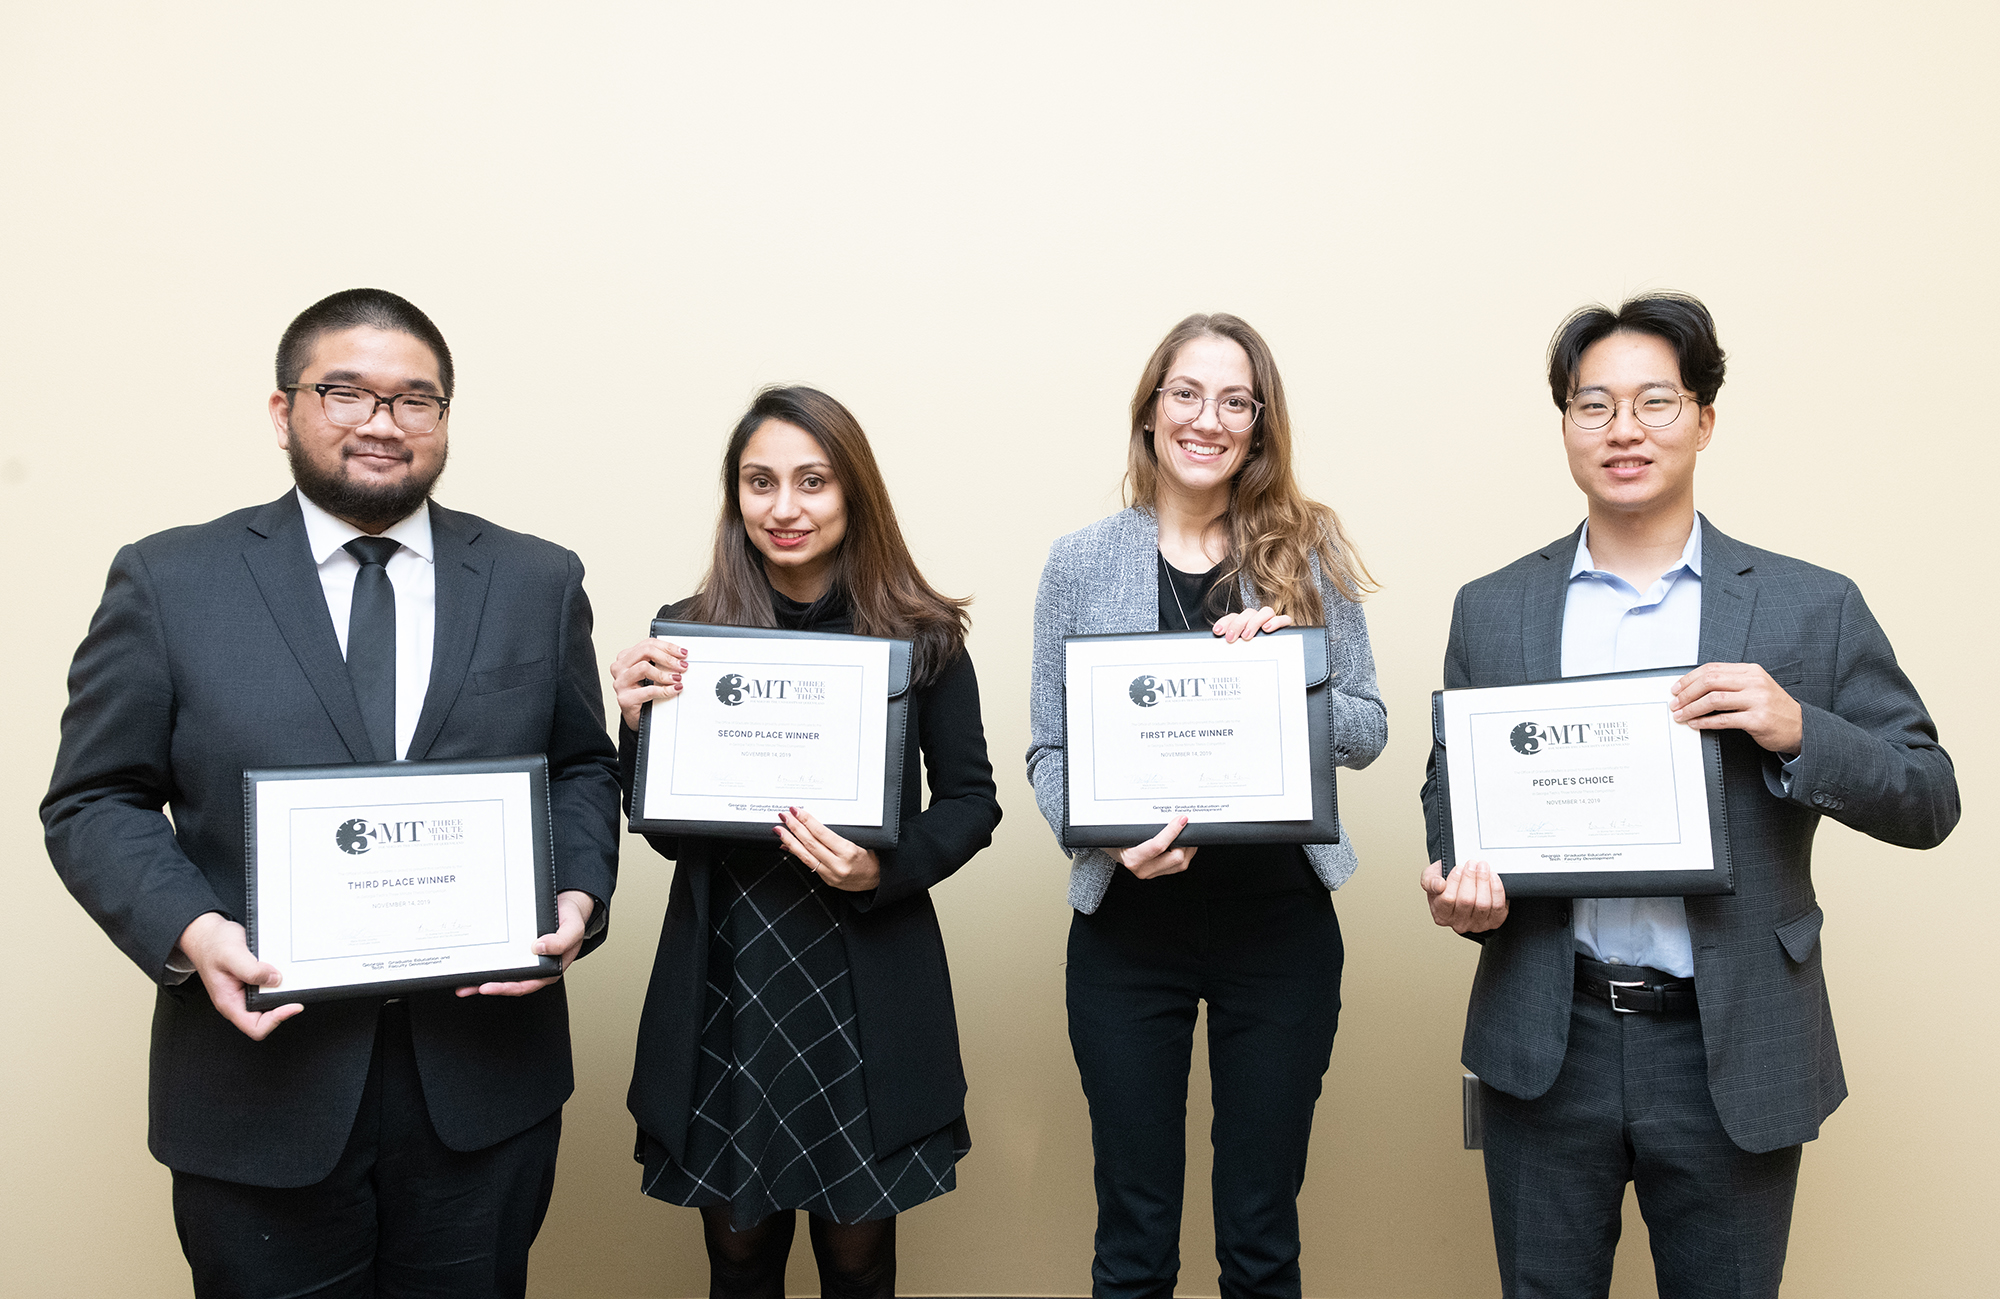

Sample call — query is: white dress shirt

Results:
[296,488,436,761]
[1562,518,1703,978]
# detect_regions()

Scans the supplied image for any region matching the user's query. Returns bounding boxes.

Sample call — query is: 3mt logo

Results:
[333,817,431,854]
[1128,675,1209,707]
[715,674,794,706]
[1510,721,1594,755]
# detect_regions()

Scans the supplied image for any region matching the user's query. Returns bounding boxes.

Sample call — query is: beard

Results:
[286,428,448,532]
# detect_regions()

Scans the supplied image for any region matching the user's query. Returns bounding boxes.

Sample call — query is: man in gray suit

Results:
[43,288,621,1297]
[1418,292,1958,1298]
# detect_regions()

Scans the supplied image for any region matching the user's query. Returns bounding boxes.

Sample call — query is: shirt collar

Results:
[1571,514,1703,582]
[295,487,435,566]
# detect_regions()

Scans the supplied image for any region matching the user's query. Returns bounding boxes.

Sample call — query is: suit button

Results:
[1557,905,1572,926]
[1811,791,1830,807]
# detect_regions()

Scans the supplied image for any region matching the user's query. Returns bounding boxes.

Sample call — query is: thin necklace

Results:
[1159,550,1195,631]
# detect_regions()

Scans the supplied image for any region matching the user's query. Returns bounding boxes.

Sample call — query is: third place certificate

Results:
[1065,632,1314,827]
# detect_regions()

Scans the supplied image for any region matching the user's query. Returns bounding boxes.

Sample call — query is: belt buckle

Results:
[1606,979,1647,1014]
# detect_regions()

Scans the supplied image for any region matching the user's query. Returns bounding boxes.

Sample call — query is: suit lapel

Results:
[1524,524,1582,681]
[407,502,492,760]
[1117,508,1161,633]
[239,493,375,761]
[1696,514,1758,664]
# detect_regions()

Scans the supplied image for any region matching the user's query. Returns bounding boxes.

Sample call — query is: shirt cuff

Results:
[1763,748,1805,799]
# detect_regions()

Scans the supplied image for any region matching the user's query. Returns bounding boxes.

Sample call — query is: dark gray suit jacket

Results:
[43,493,622,1187]
[1420,517,1958,1153]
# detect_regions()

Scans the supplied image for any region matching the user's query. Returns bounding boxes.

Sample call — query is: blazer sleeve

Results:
[41,544,229,980]
[1781,579,1959,849]
[544,550,623,952]
[1024,543,1118,879]
[1420,587,1472,867]
[855,649,1002,911]
[1316,557,1387,772]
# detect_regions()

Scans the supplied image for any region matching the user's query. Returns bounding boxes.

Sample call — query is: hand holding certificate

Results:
[1430,669,1734,898]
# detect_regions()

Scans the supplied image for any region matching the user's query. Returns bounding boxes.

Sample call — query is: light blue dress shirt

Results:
[1562,519,1704,978]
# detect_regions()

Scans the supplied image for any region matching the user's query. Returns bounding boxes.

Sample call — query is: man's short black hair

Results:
[1546,292,1726,410]
[276,288,455,398]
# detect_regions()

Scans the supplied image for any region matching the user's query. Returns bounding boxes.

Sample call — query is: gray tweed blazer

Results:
[1420,516,1960,1153]
[1028,507,1387,912]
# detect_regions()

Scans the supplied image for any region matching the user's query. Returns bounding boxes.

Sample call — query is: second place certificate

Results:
[635,631,893,836]
[1064,631,1315,832]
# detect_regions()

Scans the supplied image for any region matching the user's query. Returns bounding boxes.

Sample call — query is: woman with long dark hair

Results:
[613,386,1000,1299]
[1026,314,1386,1298]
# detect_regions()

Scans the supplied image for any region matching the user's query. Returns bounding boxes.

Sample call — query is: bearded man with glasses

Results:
[1417,292,1958,1298]
[43,288,621,1298]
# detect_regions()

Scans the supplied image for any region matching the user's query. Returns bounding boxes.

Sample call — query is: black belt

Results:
[1574,955,1698,1015]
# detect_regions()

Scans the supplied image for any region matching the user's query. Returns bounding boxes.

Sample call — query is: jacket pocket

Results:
[1775,903,1824,962]
[1762,658,1804,686]
[472,658,552,695]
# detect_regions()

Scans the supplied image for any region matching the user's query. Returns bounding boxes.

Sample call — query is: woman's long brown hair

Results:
[685,386,970,686]
[1125,313,1377,622]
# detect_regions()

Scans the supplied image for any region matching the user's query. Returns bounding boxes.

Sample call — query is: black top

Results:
[1112,553,1318,901]
[621,584,1002,1159]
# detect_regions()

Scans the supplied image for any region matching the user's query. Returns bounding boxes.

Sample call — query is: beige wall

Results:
[3,3,1994,1296]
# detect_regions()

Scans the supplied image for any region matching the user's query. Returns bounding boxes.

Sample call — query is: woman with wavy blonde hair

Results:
[1026,313,1386,1299]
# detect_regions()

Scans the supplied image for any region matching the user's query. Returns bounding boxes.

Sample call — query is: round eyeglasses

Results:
[287,383,450,435]
[1156,386,1264,434]
[1565,387,1696,431]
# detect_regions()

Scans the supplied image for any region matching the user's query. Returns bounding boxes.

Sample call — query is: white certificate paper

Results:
[640,634,891,826]
[251,768,548,996]
[1065,634,1314,826]
[1439,671,1716,875]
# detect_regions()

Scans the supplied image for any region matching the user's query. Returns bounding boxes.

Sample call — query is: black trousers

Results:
[171,1001,563,1299]
[1481,987,1802,1299]
[1066,883,1343,1299]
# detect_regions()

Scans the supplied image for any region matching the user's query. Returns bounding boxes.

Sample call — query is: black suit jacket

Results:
[1421,517,1958,1153]
[619,601,1001,1161]
[43,493,622,1187]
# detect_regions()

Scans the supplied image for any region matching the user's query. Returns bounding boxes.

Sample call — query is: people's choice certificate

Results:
[1432,669,1733,897]
[1063,629,1334,847]
[243,757,558,1008]
[629,625,909,848]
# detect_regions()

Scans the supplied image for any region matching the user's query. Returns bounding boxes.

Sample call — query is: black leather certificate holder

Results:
[629,621,914,850]
[1430,667,1735,898]
[242,755,559,1008]
[1060,626,1338,849]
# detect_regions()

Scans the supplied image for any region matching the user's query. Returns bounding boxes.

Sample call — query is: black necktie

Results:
[344,536,401,762]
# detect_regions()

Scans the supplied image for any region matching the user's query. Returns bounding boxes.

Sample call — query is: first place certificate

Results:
[1064,631,1317,841]
[631,629,897,845]
[1433,669,1733,897]
[243,756,558,1008]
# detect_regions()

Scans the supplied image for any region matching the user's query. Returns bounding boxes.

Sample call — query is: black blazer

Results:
[42,493,622,1188]
[1421,517,1959,1153]
[620,601,1001,1161]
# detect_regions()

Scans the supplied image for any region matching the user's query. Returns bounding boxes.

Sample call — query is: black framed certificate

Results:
[1430,668,1734,898]
[628,622,914,849]
[242,755,559,1008]
[1061,627,1338,848]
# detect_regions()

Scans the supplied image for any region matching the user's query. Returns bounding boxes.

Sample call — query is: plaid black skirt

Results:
[639,845,969,1229]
